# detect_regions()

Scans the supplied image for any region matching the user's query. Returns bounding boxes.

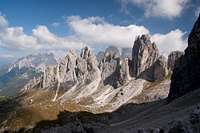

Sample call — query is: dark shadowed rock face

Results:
[132,34,159,78]
[167,51,184,71]
[168,14,200,100]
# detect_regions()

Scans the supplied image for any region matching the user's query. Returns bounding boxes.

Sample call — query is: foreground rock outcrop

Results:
[168,14,200,100]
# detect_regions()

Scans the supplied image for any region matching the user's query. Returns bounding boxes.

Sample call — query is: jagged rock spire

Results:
[132,34,159,78]
[119,58,131,84]
[80,46,91,59]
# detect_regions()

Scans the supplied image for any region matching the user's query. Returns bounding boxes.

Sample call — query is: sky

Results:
[0,0,199,66]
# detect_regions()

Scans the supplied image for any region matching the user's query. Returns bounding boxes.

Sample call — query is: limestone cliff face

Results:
[167,51,184,71]
[76,47,100,84]
[99,46,132,87]
[168,14,200,100]
[42,50,77,89]
[132,34,159,78]
[131,34,170,81]
[139,55,168,81]
[119,58,131,84]
[42,66,57,88]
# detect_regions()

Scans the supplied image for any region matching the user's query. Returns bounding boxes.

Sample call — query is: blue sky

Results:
[0,0,199,66]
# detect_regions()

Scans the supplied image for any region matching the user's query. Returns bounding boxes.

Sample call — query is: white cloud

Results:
[32,25,83,50]
[152,29,187,56]
[67,16,149,48]
[0,26,39,50]
[0,15,83,53]
[195,6,200,17]
[67,16,187,56]
[120,0,189,18]
[33,25,58,44]
[0,15,187,63]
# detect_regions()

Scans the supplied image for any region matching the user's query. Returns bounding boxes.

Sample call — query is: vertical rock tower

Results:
[132,34,159,78]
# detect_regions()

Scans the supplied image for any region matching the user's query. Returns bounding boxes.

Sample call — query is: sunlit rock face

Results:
[76,46,100,84]
[139,55,169,81]
[42,50,78,89]
[132,34,159,78]
[169,14,200,100]
[131,34,169,81]
[42,66,57,88]
[119,58,131,84]
[167,51,184,72]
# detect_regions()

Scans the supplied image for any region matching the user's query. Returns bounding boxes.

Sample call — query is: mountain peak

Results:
[8,53,57,72]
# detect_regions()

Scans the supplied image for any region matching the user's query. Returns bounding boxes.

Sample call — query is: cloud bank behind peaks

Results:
[0,15,83,52]
[67,16,149,48]
[120,0,189,19]
[0,14,187,61]
[67,16,187,56]
[152,29,187,56]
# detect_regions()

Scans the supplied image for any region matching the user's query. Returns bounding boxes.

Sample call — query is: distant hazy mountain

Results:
[0,53,57,96]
